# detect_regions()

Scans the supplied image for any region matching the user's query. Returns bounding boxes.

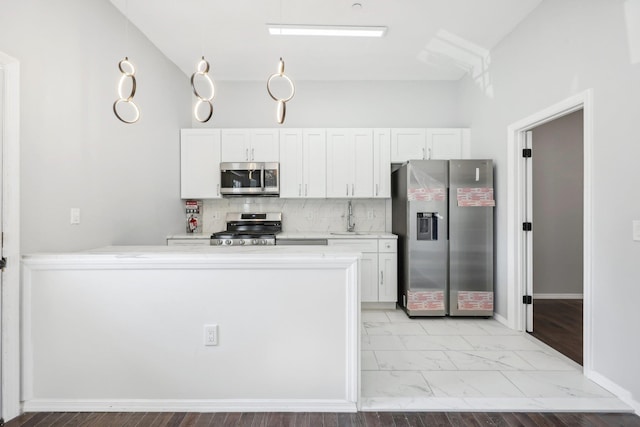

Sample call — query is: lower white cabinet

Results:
[327,238,397,303]
[378,239,398,303]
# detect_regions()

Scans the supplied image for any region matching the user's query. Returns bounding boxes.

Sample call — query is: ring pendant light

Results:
[267,57,295,124]
[113,57,140,124]
[191,57,215,123]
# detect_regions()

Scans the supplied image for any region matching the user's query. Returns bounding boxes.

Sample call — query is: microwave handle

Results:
[261,167,265,191]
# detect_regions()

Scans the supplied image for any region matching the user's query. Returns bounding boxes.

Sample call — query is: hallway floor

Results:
[360,309,629,412]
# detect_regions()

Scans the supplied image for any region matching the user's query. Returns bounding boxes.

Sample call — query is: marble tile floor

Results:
[360,309,631,412]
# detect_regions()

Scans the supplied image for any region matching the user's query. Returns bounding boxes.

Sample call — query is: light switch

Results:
[633,220,640,242]
[70,208,80,225]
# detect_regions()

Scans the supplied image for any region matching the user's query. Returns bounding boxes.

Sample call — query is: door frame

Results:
[0,51,21,421]
[506,89,593,374]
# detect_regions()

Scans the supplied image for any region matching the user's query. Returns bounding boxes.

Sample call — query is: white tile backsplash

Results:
[201,198,389,234]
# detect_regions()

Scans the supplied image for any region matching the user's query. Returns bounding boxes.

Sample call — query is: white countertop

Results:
[168,232,397,240]
[22,245,363,264]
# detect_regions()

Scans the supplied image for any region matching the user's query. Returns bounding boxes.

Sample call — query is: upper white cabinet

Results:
[373,129,391,198]
[391,128,470,162]
[180,129,222,199]
[221,129,280,162]
[427,128,471,160]
[326,129,374,198]
[279,129,326,198]
[390,128,426,163]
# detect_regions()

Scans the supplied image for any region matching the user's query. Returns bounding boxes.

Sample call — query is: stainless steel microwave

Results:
[220,162,279,196]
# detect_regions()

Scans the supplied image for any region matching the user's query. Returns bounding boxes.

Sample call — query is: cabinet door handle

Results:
[251,148,255,161]
[299,184,302,197]
[422,147,425,159]
[216,184,220,196]
[427,147,432,159]
[305,184,308,197]
[245,148,249,161]
[380,271,384,285]
[376,184,379,196]
[351,183,355,196]
[346,184,349,196]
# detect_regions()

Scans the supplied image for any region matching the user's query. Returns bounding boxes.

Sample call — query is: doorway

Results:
[526,110,584,365]
[506,89,594,374]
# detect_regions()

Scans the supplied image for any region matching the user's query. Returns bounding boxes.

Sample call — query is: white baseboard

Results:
[586,371,640,415]
[492,312,508,327]
[22,398,357,413]
[534,293,584,299]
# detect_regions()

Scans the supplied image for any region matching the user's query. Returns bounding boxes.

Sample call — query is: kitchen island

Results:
[21,246,360,413]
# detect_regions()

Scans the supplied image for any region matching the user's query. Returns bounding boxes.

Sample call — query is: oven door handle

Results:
[261,166,265,191]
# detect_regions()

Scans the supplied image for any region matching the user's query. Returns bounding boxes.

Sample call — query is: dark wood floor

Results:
[530,299,583,365]
[5,411,640,427]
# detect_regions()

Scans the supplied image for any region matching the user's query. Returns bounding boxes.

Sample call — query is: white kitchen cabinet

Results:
[373,128,391,198]
[391,128,470,162]
[390,128,426,163]
[220,129,279,162]
[326,129,374,198]
[303,129,327,198]
[378,239,398,303]
[180,128,221,199]
[327,237,397,303]
[427,128,471,159]
[279,129,327,198]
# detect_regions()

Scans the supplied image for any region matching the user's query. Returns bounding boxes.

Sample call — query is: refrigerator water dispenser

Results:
[417,212,438,240]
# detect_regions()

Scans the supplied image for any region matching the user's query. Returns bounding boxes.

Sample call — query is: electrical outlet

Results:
[70,208,81,225]
[204,324,218,346]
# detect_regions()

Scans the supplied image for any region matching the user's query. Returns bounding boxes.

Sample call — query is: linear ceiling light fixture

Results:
[267,24,387,38]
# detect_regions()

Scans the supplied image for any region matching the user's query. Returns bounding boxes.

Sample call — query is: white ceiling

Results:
[109,0,542,81]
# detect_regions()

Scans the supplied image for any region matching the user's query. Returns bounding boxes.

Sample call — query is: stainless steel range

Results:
[210,212,282,246]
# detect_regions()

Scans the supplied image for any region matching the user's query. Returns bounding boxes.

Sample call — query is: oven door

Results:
[220,162,266,196]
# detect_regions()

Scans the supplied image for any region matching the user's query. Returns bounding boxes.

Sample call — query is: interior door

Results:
[0,66,4,417]
[525,131,534,332]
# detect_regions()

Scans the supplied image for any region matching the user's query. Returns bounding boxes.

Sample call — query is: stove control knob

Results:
[260,239,266,245]
[224,239,231,246]
[238,240,245,245]
[252,239,258,245]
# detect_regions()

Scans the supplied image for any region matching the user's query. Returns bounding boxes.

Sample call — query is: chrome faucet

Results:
[347,200,356,232]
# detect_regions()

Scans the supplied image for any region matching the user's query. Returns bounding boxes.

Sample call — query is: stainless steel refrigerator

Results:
[392,160,494,317]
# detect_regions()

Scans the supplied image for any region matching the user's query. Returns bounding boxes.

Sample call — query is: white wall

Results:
[459,0,640,407]
[192,80,462,128]
[0,0,192,253]
[532,110,583,296]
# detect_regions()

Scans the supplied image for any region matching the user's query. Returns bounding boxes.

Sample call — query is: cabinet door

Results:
[279,129,303,198]
[391,128,426,163]
[220,129,250,162]
[303,129,327,198]
[326,129,354,198]
[180,129,221,199]
[427,128,470,159]
[373,128,391,198]
[378,252,398,302]
[250,129,280,161]
[352,129,374,198]
[360,252,379,303]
